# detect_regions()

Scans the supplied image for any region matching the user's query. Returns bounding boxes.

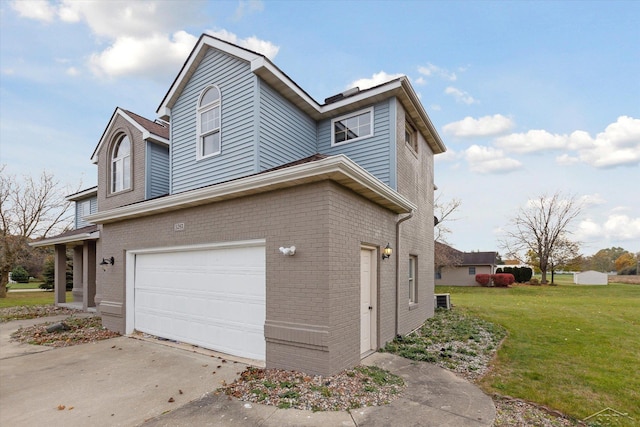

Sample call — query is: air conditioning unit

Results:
[434,293,451,309]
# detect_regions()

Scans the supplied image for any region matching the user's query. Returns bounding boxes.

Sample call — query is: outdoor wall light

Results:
[382,243,393,260]
[100,257,114,267]
[279,246,296,256]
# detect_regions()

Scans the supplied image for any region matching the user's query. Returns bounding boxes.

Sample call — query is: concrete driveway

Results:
[0,317,247,427]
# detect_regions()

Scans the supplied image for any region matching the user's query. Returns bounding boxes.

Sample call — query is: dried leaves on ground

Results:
[0,305,77,322]
[220,365,404,412]
[10,316,119,347]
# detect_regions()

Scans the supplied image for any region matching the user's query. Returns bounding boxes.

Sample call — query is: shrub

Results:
[529,278,540,285]
[11,266,30,283]
[475,274,492,286]
[521,267,533,282]
[493,273,515,287]
[495,267,503,274]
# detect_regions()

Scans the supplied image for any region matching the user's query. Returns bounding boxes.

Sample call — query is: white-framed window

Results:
[111,135,131,193]
[80,200,91,219]
[405,121,418,152]
[331,107,373,146]
[469,266,476,275]
[409,255,417,304]
[197,85,221,159]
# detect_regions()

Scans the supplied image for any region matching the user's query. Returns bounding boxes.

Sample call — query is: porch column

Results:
[72,245,84,303]
[83,241,97,309]
[53,244,67,304]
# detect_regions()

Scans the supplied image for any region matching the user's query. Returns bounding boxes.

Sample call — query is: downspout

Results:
[394,211,414,338]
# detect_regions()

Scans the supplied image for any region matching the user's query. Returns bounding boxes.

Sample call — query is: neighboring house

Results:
[34,34,446,376]
[574,270,608,285]
[435,242,497,286]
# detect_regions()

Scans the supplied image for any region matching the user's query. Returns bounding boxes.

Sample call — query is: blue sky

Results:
[1,0,639,256]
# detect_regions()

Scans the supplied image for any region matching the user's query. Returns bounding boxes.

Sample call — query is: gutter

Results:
[394,211,414,337]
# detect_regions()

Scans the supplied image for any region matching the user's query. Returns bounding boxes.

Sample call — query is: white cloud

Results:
[579,193,606,207]
[414,76,426,86]
[434,148,460,162]
[495,129,567,153]
[233,0,264,21]
[89,31,198,80]
[495,116,640,168]
[11,0,56,22]
[417,63,456,81]
[66,67,79,76]
[577,213,640,243]
[207,29,280,59]
[445,86,476,105]
[464,145,522,174]
[443,114,514,138]
[348,71,404,91]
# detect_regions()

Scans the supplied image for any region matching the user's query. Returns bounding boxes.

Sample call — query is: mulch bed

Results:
[10,316,119,347]
[0,305,78,322]
[220,364,404,411]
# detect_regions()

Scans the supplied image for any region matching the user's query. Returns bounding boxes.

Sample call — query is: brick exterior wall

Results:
[97,181,396,375]
[394,100,436,334]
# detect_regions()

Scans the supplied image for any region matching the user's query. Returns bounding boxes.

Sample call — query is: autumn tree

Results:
[587,247,628,272]
[500,192,583,284]
[615,252,636,273]
[0,166,73,297]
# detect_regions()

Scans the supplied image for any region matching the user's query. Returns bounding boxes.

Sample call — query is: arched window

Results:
[111,135,131,192]
[197,85,221,158]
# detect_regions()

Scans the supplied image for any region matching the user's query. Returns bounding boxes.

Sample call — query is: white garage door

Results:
[132,242,266,361]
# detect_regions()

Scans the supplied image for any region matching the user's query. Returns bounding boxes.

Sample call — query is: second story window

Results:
[405,121,418,153]
[111,135,131,193]
[331,107,373,146]
[197,85,221,159]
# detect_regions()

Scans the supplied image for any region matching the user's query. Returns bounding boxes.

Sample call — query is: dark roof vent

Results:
[324,86,360,104]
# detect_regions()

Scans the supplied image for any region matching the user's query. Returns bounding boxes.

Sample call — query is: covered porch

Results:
[30,225,100,311]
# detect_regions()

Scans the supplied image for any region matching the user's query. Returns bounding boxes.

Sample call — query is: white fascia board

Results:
[400,79,446,153]
[319,80,403,114]
[85,155,415,224]
[91,108,144,163]
[250,57,322,111]
[30,230,100,247]
[66,187,97,201]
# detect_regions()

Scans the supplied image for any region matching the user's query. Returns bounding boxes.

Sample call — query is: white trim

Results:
[91,108,169,163]
[331,107,374,147]
[125,239,266,334]
[85,155,416,224]
[66,187,97,201]
[29,230,100,247]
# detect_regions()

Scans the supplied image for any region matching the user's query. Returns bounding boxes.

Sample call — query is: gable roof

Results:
[157,33,446,155]
[436,242,497,266]
[90,107,170,163]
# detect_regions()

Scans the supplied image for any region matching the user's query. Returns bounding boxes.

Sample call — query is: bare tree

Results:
[500,192,583,284]
[434,194,462,244]
[0,166,74,297]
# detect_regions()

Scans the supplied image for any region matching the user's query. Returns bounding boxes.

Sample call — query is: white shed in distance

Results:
[574,270,608,285]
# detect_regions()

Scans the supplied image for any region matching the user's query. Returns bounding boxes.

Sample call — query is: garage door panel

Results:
[133,244,266,361]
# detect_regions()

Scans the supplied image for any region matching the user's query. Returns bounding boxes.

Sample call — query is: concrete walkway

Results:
[142,352,495,427]
[0,316,495,427]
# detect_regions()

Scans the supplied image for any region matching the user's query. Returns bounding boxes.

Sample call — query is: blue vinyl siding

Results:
[146,141,170,199]
[170,48,257,193]
[75,196,97,229]
[258,80,316,170]
[318,99,393,187]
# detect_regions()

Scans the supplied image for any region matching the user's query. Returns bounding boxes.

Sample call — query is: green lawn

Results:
[0,291,73,308]
[436,282,640,426]
[7,281,43,290]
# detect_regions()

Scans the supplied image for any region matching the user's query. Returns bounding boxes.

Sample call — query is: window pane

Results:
[123,157,131,189]
[202,132,220,156]
[112,159,121,192]
[115,136,130,158]
[200,86,220,106]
